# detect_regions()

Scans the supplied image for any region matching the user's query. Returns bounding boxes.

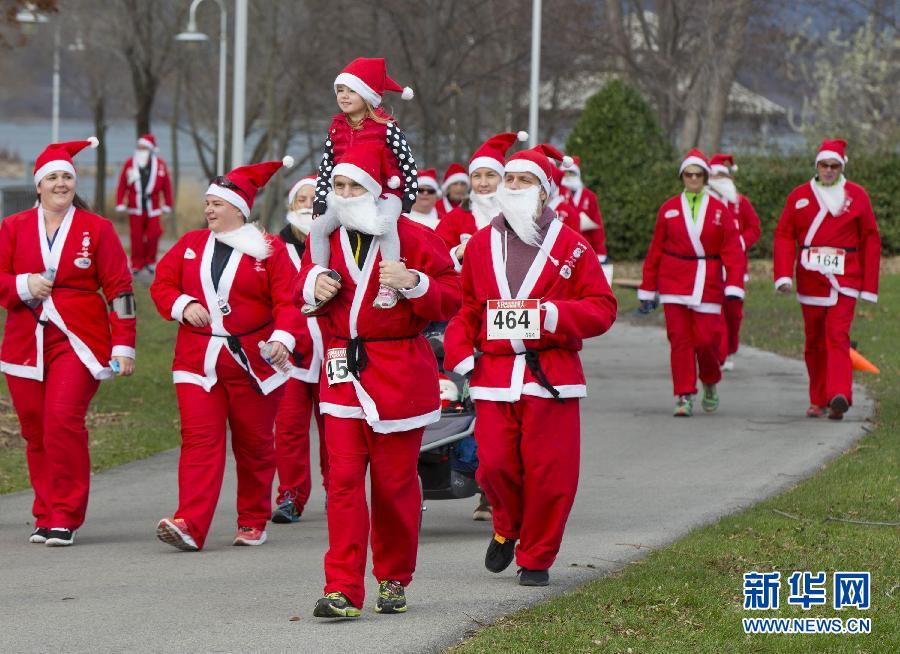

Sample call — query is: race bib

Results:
[487,299,540,340]
[808,247,845,275]
[325,347,352,386]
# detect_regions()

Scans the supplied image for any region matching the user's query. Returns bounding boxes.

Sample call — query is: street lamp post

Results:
[176,0,227,176]
[15,9,60,142]
[528,0,542,147]
[231,0,248,168]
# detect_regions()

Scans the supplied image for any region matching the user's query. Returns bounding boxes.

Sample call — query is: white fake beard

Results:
[134,150,151,167]
[817,175,847,216]
[561,175,582,191]
[408,208,439,229]
[286,208,313,235]
[709,177,739,205]
[331,192,385,235]
[470,190,500,229]
[213,222,271,260]
[497,185,542,247]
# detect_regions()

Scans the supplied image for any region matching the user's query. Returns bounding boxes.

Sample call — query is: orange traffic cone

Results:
[850,348,880,374]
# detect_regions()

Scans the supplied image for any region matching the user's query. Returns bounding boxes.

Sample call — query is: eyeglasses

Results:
[817,162,842,171]
[417,188,437,195]
[682,172,705,179]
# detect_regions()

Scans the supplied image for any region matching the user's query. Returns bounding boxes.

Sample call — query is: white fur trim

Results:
[16,273,34,302]
[441,172,469,192]
[637,288,656,301]
[522,382,586,399]
[115,204,126,212]
[815,150,846,165]
[517,131,529,142]
[213,224,271,260]
[401,86,414,100]
[679,156,710,175]
[111,345,136,360]
[288,177,316,206]
[334,72,382,107]
[331,162,381,197]
[452,355,475,376]
[34,160,76,185]
[561,155,574,169]
[171,294,196,322]
[206,184,251,218]
[136,137,155,150]
[417,174,440,190]
[282,155,295,168]
[469,156,505,178]
[87,136,99,148]
[387,175,401,190]
[860,291,878,303]
[504,159,550,194]
[268,329,296,352]
[303,264,330,306]
[319,402,367,420]
[724,285,745,299]
[774,277,793,290]
[710,164,730,176]
[398,269,429,299]
[542,301,559,333]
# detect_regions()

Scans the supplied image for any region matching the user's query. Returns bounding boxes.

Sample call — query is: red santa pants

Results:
[173,351,283,549]
[663,303,723,396]
[129,212,163,270]
[723,297,744,357]
[801,294,856,407]
[474,396,580,571]
[274,377,328,507]
[322,416,423,609]
[5,324,99,530]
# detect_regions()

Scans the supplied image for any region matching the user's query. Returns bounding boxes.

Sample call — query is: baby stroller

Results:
[418,323,479,526]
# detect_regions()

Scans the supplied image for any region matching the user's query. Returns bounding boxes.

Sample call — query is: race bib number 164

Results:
[487,299,540,340]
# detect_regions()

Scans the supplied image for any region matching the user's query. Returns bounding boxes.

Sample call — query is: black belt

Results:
[801,246,857,252]
[664,250,720,261]
[334,334,419,381]
[191,319,274,394]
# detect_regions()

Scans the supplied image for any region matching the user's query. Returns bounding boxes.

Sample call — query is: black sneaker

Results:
[485,534,516,573]
[45,528,75,547]
[517,568,550,586]
[828,394,850,420]
[313,592,361,618]
[29,527,49,544]
[375,580,407,614]
[271,496,302,524]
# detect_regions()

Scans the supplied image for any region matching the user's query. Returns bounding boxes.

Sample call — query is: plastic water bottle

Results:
[109,359,121,374]
[25,268,56,308]
[259,340,291,374]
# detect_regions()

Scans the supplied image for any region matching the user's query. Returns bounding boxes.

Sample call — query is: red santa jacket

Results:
[562,185,607,259]
[436,196,459,220]
[115,155,173,217]
[443,213,617,402]
[435,206,476,250]
[295,218,461,434]
[548,195,581,235]
[638,192,745,313]
[0,206,136,381]
[150,229,303,395]
[773,179,880,306]
[279,227,323,384]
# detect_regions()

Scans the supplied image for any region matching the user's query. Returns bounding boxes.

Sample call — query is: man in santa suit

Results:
[271,176,329,524]
[406,168,441,230]
[773,138,880,420]
[436,131,529,270]
[707,154,761,371]
[150,155,304,551]
[443,145,617,587]
[296,142,461,617]
[560,156,608,263]
[115,134,173,275]
[638,149,746,417]
[437,162,469,219]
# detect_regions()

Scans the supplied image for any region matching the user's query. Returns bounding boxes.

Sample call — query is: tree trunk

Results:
[92,97,107,216]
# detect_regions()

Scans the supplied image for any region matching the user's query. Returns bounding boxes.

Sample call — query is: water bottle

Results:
[25,268,56,308]
[259,340,291,374]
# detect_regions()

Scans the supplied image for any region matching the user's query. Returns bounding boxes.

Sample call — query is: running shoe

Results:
[29,527,49,544]
[702,384,719,413]
[45,528,75,547]
[156,517,199,551]
[233,526,267,546]
[375,580,407,614]
[485,534,516,573]
[272,495,302,524]
[722,356,735,371]
[828,394,850,421]
[517,568,550,587]
[673,395,693,417]
[313,592,361,618]
[373,284,399,309]
[806,405,827,418]
[472,493,492,522]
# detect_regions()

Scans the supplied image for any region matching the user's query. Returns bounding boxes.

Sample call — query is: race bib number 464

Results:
[487,299,540,340]
[325,347,352,386]
[808,247,846,275]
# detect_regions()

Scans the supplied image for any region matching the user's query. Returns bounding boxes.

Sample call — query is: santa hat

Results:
[137,133,158,151]
[815,138,848,166]
[416,168,440,193]
[710,153,737,176]
[331,142,401,197]
[287,175,316,207]
[207,155,295,218]
[33,136,99,185]
[441,162,469,192]
[334,57,413,108]
[567,155,582,177]
[469,131,528,177]
[505,143,573,196]
[678,148,710,176]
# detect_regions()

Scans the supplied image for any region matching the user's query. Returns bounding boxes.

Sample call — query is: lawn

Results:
[452,271,899,653]
[0,282,181,493]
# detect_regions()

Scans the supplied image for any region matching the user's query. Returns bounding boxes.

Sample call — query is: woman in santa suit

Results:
[270,175,329,523]
[638,149,745,417]
[773,139,880,420]
[150,156,303,551]
[437,163,469,219]
[0,137,136,547]
[436,131,528,271]
[560,156,608,263]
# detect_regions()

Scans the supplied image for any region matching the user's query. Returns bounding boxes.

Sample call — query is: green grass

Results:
[453,273,899,653]
[0,283,181,493]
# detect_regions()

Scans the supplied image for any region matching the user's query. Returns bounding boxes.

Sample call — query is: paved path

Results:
[0,322,872,654]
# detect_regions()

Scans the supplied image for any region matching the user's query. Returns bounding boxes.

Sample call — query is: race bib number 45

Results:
[487,299,540,340]
[325,347,352,386]
[808,247,846,275]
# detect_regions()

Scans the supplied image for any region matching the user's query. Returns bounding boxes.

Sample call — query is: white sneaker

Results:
[722,356,735,371]
[373,284,399,309]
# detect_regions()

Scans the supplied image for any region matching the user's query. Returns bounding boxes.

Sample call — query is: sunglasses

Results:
[417,188,437,195]
[817,162,842,170]
[682,171,705,179]
[210,175,250,202]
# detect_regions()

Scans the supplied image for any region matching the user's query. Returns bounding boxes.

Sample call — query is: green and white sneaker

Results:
[701,384,719,413]
[673,395,693,417]
[313,592,361,618]
[375,580,407,614]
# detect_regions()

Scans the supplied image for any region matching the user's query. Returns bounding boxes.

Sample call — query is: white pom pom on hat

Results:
[562,155,574,169]
[282,155,295,168]
[401,87,414,101]
[87,136,99,149]
[387,175,401,189]
[517,131,529,142]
